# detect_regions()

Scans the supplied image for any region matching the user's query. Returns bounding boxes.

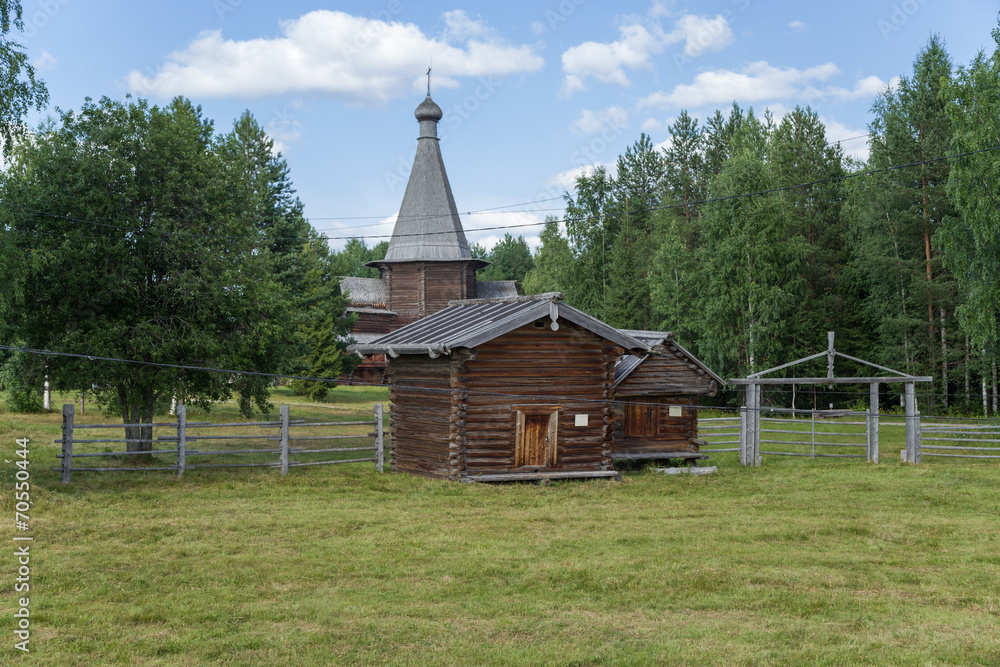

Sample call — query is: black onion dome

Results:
[414,95,443,122]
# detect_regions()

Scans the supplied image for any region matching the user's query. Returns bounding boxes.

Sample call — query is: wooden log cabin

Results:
[349,293,651,482]
[340,93,516,382]
[611,330,724,462]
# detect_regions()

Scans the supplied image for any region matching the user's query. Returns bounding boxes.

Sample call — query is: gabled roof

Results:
[348,293,650,358]
[371,94,486,267]
[614,329,725,388]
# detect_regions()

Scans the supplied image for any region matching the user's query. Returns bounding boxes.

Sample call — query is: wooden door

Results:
[624,400,658,437]
[516,414,550,467]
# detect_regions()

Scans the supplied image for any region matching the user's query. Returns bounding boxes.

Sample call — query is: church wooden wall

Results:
[385,261,478,325]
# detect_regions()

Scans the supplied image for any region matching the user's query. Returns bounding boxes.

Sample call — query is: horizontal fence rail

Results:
[918,422,1000,460]
[54,403,384,483]
[698,415,742,453]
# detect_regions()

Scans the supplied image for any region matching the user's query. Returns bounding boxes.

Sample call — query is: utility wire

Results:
[2,146,996,244]
[2,343,994,419]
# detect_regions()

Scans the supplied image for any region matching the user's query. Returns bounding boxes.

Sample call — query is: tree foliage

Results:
[0,1,47,152]
[0,97,298,447]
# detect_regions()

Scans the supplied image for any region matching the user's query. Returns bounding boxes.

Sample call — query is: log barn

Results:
[611,330,724,462]
[349,293,650,482]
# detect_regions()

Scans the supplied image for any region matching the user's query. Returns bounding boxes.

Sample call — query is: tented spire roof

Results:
[378,94,481,264]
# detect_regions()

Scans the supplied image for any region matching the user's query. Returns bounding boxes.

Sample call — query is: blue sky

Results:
[19,0,1000,251]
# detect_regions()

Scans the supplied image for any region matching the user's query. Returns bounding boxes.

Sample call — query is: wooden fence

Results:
[54,403,384,483]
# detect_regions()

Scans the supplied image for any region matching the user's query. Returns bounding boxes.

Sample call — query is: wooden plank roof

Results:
[614,329,725,388]
[349,293,650,357]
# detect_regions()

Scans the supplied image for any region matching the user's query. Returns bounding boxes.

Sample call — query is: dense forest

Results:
[339,33,1000,416]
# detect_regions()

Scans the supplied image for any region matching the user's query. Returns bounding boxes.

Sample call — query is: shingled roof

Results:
[349,293,650,358]
[371,94,486,267]
[613,329,725,388]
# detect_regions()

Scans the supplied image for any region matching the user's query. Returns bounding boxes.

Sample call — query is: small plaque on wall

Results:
[574,414,589,426]
[668,405,683,418]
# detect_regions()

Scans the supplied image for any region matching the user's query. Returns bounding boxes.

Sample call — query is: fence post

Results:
[914,410,921,464]
[751,383,761,466]
[374,403,384,473]
[61,404,74,484]
[811,409,816,459]
[176,404,186,478]
[905,382,917,464]
[868,382,879,463]
[739,404,748,466]
[279,405,289,476]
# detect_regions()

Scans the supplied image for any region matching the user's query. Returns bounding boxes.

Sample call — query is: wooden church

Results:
[341,93,516,381]
[345,91,725,481]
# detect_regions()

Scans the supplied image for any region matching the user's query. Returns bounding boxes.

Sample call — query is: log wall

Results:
[611,394,700,457]
[460,320,616,476]
[387,356,454,478]
[384,261,478,325]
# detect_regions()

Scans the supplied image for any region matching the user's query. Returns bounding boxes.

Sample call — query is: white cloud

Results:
[34,50,57,70]
[822,117,870,162]
[545,163,616,192]
[560,13,733,95]
[806,75,893,103]
[639,61,840,110]
[561,23,666,95]
[442,10,488,41]
[789,20,806,30]
[641,117,664,132]
[463,211,545,251]
[530,21,546,35]
[572,106,629,135]
[126,10,544,103]
[672,14,733,58]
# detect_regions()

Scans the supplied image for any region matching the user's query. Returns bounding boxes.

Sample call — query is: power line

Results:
[2,145,996,245]
[4,344,995,419]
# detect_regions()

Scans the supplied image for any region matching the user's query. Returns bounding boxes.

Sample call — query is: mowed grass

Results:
[1,389,999,665]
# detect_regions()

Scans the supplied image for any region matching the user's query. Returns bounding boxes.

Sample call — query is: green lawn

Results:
[2,389,999,665]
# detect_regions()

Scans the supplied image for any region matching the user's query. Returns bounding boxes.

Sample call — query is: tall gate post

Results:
[374,403,384,473]
[752,383,761,466]
[61,404,74,484]
[742,383,761,466]
[279,405,290,476]
[904,383,918,463]
[868,382,879,463]
[176,404,187,478]
[738,406,747,466]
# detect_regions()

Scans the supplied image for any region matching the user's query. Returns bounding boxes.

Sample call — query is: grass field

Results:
[2,388,999,665]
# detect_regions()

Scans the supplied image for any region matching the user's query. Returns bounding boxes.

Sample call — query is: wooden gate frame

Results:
[729,332,933,466]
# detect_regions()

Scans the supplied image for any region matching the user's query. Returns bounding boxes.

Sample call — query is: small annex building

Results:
[349,293,650,482]
[341,92,516,382]
[611,330,724,462]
